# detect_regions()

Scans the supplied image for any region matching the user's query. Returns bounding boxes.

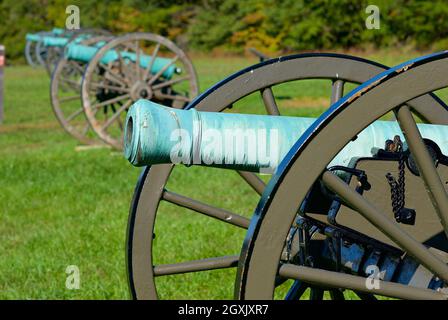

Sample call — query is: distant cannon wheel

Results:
[126,53,448,299]
[35,31,54,67]
[50,35,113,145]
[81,32,199,150]
[237,52,448,300]
[44,44,64,76]
[25,32,43,67]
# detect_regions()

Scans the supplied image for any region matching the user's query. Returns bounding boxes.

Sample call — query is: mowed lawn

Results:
[0,50,442,299]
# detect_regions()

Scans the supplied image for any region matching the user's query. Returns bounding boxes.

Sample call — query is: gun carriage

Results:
[124,53,448,300]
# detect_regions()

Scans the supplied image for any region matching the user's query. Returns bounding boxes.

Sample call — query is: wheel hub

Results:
[130,81,153,101]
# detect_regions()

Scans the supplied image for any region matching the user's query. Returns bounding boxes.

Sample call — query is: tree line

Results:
[2,0,448,63]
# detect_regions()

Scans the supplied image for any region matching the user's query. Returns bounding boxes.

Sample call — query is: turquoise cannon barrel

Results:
[25,28,67,43]
[124,100,448,173]
[25,34,69,46]
[25,33,90,47]
[42,36,69,47]
[65,44,177,79]
[52,28,65,35]
[26,33,44,42]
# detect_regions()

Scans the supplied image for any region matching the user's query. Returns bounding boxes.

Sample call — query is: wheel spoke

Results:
[162,190,250,229]
[60,78,80,88]
[66,108,84,122]
[59,95,79,103]
[143,43,160,82]
[154,255,239,277]
[237,171,265,195]
[330,79,345,104]
[101,99,132,131]
[89,82,131,93]
[81,123,90,136]
[154,92,190,102]
[284,280,308,300]
[70,60,85,75]
[261,87,280,115]
[147,55,179,85]
[354,291,377,300]
[152,75,191,90]
[116,49,135,83]
[134,40,141,81]
[321,171,448,282]
[396,105,448,237]
[309,287,324,300]
[329,289,345,300]
[278,263,447,300]
[91,93,131,111]
[99,62,129,87]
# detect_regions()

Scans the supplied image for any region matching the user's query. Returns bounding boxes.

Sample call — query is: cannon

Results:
[124,100,448,172]
[50,32,114,144]
[50,32,199,147]
[25,28,111,75]
[80,33,199,149]
[25,28,65,67]
[43,28,112,76]
[124,52,448,300]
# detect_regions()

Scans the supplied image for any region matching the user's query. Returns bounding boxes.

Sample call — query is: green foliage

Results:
[2,0,448,63]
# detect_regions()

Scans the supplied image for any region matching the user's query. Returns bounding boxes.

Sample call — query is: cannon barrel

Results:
[25,34,68,45]
[65,44,177,79]
[26,28,66,42]
[42,36,69,47]
[52,28,65,35]
[25,34,91,47]
[124,100,448,173]
[25,33,44,42]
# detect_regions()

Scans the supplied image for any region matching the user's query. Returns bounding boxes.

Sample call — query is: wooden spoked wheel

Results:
[237,52,448,300]
[25,32,43,67]
[81,32,199,150]
[35,31,54,67]
[50,35,113,145]
[126,53,448,299]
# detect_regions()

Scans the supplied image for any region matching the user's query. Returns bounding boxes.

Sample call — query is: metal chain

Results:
[397,154,406,210]
[385,136,406,221]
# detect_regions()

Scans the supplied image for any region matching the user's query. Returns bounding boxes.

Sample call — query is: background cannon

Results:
[49,32,199,147]
[124,52,448,300]
[81,32,199,149]
[24,28,64,67]
[50,32,114,145]
[24,28,111,75]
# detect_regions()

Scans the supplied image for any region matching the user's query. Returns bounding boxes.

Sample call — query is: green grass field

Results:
[0,50,442,299]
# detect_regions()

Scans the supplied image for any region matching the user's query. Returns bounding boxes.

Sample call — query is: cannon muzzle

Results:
[124,100,448,173]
